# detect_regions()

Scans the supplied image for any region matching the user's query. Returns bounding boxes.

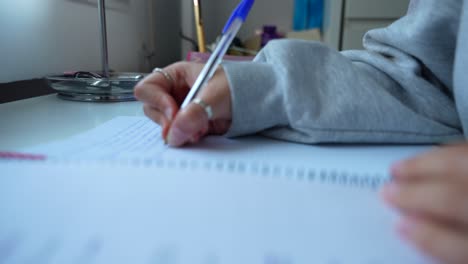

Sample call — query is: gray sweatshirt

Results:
[222,0,468,144]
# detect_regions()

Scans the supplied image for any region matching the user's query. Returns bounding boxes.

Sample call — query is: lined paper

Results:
[0,116,434,263]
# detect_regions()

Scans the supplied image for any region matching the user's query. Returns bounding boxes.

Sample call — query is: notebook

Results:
[0,116,433,263]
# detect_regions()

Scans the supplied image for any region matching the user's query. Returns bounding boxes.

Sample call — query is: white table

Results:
[0,94,144,150]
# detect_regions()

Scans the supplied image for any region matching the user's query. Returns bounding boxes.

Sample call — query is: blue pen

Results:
[181,0,255,110]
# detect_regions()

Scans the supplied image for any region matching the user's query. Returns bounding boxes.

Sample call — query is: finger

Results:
[165,66,232,147]
[188,130,206,144]
[143,105,171,138]
[166,103,209,147]
[135,62,198,117]
[382,181,468,226]
[399,216,468,264]
[141,62,200,103]
[391,144,468,183]
[135,85,178,121]
[196,66,232,120]
[180,67,232,136]
[135,72,174,111]
[143,105,167,126]
[208,120,231,135]
[137,65,179,94]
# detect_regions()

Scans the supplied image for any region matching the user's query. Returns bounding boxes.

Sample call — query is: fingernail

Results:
[190,133,202,144]
[382,183,399,203]
[165,108,173,121]
[398,218,415,242]
[161,121,172,145]
[391,161,406,179]
[167,126,188,147]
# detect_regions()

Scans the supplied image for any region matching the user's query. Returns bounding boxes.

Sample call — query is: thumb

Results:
[166,103,209,147]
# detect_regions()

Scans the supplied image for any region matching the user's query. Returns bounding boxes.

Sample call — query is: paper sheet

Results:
[0,161,430,264]
[0,116,434,263]
[25,116,168,159]
[23,116,428,180]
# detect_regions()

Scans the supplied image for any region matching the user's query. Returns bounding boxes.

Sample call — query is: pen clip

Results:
[222,0,255,34]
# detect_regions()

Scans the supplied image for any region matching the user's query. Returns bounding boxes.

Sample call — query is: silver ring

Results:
[152,67,175,86]
[193,98,214,120]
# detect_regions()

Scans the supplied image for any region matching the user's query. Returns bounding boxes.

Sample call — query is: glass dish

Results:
[46,72,146,102]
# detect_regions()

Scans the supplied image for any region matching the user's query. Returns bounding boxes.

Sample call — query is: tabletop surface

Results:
[0,94,144,150]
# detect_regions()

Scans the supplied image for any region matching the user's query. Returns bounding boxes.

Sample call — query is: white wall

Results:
[0,0,182,83]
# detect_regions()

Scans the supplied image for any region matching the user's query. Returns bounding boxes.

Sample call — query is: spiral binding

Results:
[2,156,389,191]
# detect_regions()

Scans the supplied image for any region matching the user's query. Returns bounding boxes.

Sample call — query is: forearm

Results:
[223,39,462,144]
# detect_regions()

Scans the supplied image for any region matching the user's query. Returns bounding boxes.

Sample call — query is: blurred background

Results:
[0,0,409,100]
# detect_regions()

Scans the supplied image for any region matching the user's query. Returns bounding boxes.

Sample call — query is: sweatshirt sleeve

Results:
[222,1,464,144]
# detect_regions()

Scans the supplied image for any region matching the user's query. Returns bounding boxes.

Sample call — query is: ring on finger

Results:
[152,67,175,87]
[193,98,214,120]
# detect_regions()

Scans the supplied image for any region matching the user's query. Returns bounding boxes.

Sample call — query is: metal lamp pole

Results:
[97,0,110,78]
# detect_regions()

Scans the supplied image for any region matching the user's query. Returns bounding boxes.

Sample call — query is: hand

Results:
[382,143,468,264]
[134,62,232,147]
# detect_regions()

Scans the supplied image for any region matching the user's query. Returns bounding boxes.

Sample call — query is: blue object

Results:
[181,0,255,109]
[222,0,255,34]
[293,0,324,31]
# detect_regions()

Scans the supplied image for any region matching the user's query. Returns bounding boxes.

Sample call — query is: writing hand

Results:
[134,62,232,147]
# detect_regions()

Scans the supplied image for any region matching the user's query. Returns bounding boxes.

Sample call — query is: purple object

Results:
[261,25,282,47]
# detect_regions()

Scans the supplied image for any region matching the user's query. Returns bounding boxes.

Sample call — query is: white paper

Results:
[23,116,429,181]
[0,161,431,264]
[1,116,434,263]
[24,116,168,159]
